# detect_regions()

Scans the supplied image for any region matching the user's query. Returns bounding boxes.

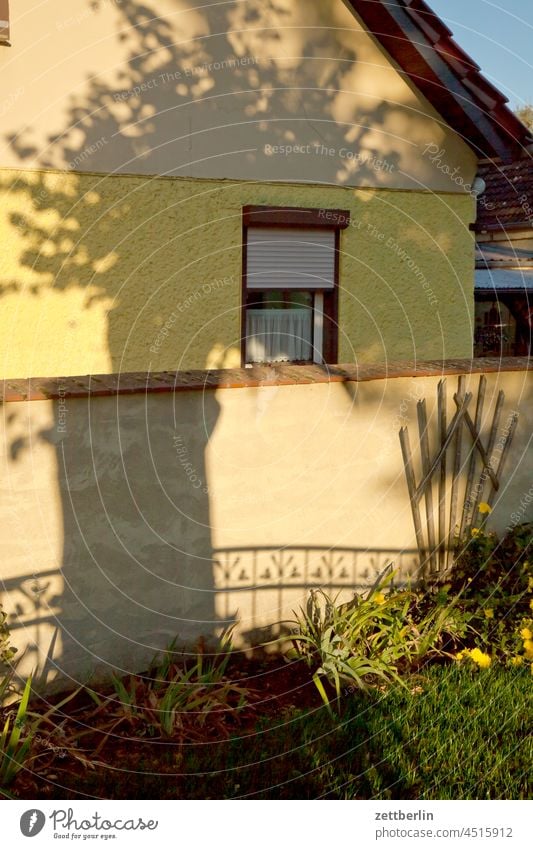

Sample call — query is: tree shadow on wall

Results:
[2,385,222,687]
[2,0,405,374]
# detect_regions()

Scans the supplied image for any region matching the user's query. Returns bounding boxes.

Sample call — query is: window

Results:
[474,295,532,357]
[242,206,350,365]
[0,0,9,45]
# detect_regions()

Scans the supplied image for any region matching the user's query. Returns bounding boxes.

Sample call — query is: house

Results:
[474,154,533,357]
[0,0,531,378]
[2,1,533,686]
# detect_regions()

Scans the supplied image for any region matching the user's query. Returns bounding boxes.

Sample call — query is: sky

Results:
[429,0,533,108]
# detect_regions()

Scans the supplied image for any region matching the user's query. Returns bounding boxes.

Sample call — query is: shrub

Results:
[0,604,17,706]
[448,521,533,663]
[0,603,16,669]
[287,574,465,710]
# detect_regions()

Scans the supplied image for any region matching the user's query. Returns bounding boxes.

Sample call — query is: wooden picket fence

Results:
[399,375,519,580]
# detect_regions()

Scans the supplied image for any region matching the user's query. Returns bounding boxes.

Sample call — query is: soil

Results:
[8,654,322,799]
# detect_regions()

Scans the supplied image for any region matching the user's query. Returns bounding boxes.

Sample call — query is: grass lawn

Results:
[13,664,532,800]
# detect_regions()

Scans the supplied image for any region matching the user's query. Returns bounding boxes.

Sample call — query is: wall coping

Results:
[1,359,531,403]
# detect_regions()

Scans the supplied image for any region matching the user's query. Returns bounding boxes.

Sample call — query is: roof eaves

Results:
[348,0,532,161]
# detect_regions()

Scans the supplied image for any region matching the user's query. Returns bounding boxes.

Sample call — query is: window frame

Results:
[0,0,9,46]
[241,205,350,366]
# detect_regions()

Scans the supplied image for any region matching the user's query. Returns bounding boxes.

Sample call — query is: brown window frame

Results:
[241,205,350,366]
[0,0,10,45]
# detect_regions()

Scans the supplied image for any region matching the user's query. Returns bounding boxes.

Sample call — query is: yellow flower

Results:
[528,577,533,592]
[510,656,523,666]
[373,592,386,605]
[471,528,481,537]
[455,649,469,662]
[523,639,533,659]
[478,502,492,514]
[530,599,533,612]
[484,609,494,620]
[520,628,532,641]
[469,647,492,668]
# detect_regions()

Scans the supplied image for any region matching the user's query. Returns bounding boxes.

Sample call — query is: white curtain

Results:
[246,308,312,363]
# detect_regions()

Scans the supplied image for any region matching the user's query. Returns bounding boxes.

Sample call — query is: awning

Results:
[475,269,533,291]
[475,242,533,266]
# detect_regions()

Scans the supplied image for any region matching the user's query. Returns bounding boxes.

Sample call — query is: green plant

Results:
[448,521,533,662]
[289,587,405,708]
[0,604,17,708]
[88,629,254,748]
[288,575,463,711]
[0,604,16,666]
[0,605,14,663]
[0,677,34,794]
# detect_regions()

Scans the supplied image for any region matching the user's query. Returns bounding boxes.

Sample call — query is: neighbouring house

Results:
[474,154,533,357]
[0,0,531,377]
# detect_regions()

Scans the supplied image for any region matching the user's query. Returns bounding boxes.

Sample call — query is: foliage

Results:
[87,629,253,747]
[0,604,17,707]
[514,103,533,131]
[0,677,34,794]
[0,603,16,669]
[448,522,533,663]
[287,573,465,710]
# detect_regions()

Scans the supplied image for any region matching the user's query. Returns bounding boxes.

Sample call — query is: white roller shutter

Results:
[247,227,335,290]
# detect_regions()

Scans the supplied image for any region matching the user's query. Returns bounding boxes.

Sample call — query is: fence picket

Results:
[399,376,518,581]
[459,375,486,539]
[437,380,447,573]
[417,399,438,575]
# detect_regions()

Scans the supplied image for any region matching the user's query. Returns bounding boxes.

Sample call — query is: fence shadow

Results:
[2,542,420,687]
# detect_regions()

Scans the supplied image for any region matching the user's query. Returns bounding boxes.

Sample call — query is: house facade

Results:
[474,155,533,357]
[0,0,530,377]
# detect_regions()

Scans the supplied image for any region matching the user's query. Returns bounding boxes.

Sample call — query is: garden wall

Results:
[1,359,531,688]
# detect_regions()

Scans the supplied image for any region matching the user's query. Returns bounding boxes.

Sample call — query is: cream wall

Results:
[0,366,531,687]
[0,168,475,377]
[0,0,479,377]
[0,0,477,190]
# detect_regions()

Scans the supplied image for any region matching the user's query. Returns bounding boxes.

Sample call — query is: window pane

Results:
[246,292,313,363]
[288,291,313,308]
[474,299,516,357]
[246,291,313,309]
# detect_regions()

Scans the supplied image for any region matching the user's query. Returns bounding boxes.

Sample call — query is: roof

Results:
[475,156,533,231]
[475,237,533,291]
[348,0,533,161]
[476,269,533,292]
[476,242,533,268]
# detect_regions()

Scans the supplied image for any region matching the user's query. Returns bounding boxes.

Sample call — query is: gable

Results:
[0,0,481,189]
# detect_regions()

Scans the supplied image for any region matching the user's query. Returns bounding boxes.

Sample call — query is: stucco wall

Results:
[0,0,477,190]
[0,363,531,687]
[0,169,475,377]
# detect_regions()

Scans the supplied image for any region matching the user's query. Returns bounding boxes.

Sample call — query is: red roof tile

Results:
[476,155,533,231]
[349,1,532,161]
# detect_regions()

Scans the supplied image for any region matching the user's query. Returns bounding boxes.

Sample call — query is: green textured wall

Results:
[0,168,475,377]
